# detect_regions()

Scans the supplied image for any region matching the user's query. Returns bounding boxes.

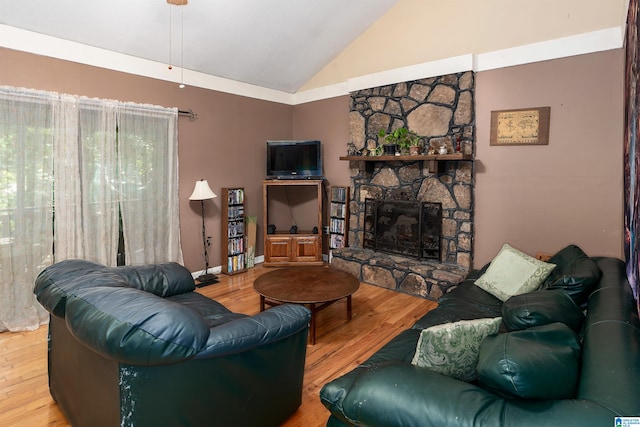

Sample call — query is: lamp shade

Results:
[189,179,217,201]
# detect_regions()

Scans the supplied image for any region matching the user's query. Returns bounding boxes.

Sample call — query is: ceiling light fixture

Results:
[167,0,188,88]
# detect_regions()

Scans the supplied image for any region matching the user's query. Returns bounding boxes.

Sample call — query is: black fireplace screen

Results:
[363,198,442,259]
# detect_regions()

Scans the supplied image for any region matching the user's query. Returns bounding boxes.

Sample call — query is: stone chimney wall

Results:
[345,71,476,271]
[348,71,474,156]
[331,71,475,300]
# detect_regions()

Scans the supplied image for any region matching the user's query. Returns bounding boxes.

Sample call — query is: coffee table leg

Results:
[347,295,352,320]
[309,303,316,345]
[260,295,265,312]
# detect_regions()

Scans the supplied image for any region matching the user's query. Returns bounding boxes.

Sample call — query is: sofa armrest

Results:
[195,304,311,358]
[578,257,640,415]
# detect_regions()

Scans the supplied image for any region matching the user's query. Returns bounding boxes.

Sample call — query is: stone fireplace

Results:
[363,198,442,260]
[331,71,475,301]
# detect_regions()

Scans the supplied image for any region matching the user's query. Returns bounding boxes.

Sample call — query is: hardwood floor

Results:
[0,264,437,427]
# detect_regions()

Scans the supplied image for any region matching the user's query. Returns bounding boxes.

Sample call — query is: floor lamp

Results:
[189,179,218,285]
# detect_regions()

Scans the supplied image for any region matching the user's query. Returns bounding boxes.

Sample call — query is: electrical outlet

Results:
[323,226,329,235]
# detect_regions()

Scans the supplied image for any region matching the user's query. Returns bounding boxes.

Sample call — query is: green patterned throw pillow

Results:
[411,317,502,382]
[474,243,556,301]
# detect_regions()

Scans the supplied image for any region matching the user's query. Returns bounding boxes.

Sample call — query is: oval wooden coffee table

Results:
[254,266,360,344]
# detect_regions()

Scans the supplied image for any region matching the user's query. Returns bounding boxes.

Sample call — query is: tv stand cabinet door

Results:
[292,235,321,263]
[265,235,293,263]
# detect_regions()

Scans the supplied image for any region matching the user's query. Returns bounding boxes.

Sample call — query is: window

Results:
[0,87,182,332]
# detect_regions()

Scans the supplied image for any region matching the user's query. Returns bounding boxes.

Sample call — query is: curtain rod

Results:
[178,109,197,121]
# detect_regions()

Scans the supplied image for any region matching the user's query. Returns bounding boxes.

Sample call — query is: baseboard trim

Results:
[191,255,265,279]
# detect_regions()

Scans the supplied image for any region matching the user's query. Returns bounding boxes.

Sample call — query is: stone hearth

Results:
[331,247,467,301]
[331,71,475,301]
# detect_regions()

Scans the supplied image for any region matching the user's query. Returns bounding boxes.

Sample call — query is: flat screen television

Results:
[266,140,323,179]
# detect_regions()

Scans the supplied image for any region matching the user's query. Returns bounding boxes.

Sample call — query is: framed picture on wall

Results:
[490,106,551,146]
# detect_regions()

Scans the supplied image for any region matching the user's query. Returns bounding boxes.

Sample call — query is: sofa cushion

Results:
[411,317,502,382]
[475,243,556,301]
[413,281,503,330]
[502,289,585,332]
[543,244,601,306]
[477,322,581,399]
[166,293,248,327]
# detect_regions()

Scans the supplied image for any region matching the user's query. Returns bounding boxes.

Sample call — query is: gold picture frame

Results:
[490,106,550,146]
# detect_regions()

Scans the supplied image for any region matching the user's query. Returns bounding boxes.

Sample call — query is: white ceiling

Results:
[0,0,399,93]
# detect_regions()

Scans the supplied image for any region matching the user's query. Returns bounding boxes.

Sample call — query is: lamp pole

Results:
[198,198,216,282]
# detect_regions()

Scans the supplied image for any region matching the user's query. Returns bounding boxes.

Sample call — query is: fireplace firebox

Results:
[363,198,442,260]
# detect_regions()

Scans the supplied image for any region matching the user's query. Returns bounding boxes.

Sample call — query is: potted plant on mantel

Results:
[378,127,424,156]
[406,131,423,155]
[377,127,409,155]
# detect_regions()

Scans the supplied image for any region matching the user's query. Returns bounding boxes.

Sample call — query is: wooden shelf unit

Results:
[262,179,323,266]
[329,186,349,250]
[221,187,247,275]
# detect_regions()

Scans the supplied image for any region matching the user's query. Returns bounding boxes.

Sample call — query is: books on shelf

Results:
[330,233,344,249]
[329,186,349,250]
[330,202,345,218]
[331,186,346,201]
[227,253,245,273]
[227,205,244,220]
[227,220,244,238]
[329,217,345,234]
[222,187,247,274]
[227,188,244,205]
[228,236,244,255]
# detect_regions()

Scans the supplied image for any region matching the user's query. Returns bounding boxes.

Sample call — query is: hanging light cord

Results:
[168,5,173,69]
[180,4,185,88]
[167,2,186,88]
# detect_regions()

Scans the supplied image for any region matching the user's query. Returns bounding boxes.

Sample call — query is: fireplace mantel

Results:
[340,153,472,172]
[339,153,472,162]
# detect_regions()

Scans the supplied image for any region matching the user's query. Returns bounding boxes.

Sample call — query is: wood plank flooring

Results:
[0,264,437,427]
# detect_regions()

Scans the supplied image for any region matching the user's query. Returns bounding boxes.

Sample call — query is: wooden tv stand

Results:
[262,179,323,266]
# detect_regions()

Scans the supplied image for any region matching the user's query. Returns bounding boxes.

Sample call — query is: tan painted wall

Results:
[295,49,625,267]
[292,96,351,188]
[291,96,351,251]
[1,46,625,272]
[301,0,628,91]
[0,47,293,273]
[474,49,624,266]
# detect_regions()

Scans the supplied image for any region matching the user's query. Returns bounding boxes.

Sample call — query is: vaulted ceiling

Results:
[0,0,630,98]
[0,0,398,93]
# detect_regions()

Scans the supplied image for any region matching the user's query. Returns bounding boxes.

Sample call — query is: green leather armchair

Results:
[35,259,311,427]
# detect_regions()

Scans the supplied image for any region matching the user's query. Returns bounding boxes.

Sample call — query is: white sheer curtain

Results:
[54,97,119,265]
[0,86,183,332]
[117,103,182,265]
[0,87,54,331]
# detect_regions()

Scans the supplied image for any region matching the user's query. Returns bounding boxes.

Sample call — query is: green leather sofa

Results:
[320,250,640,426]
[34,259,311,427]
